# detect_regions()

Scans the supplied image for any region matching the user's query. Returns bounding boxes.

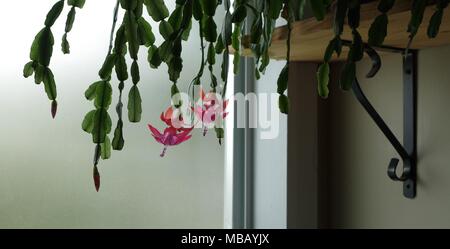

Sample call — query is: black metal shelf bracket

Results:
[343,41,417,199]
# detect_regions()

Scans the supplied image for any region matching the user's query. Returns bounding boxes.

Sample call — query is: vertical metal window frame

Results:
[224,1,256,229]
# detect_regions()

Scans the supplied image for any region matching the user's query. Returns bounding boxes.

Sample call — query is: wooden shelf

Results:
[239,0,450,62]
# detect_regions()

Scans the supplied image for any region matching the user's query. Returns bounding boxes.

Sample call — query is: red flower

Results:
[148,124,193,157]
[160,106,192,131]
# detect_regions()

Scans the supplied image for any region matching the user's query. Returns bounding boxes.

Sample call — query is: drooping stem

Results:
[91,0,120,192]
[97,0,119,154]
[93,144,101,166]
[287,29,291,62]
[190,19,206,123]
[221,1,232,99]
[109,0,122,120]
[198,20,206,78]
[107,0,120,57]
[286,3,293,63]
[160,147,168,157]
[221,48,230,99]
[113,82,125,151]
[190,20,206,94]
[116,83,124,120]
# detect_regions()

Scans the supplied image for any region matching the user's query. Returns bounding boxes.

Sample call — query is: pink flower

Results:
[160,106,192,131]
[195,90,229,136]
[148,124,193,157]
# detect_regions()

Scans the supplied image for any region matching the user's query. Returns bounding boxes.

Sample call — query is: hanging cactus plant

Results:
[24,0,449,191]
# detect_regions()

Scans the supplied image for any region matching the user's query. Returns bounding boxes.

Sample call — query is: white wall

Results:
[0,0,224,228]
[253,60,288,229]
